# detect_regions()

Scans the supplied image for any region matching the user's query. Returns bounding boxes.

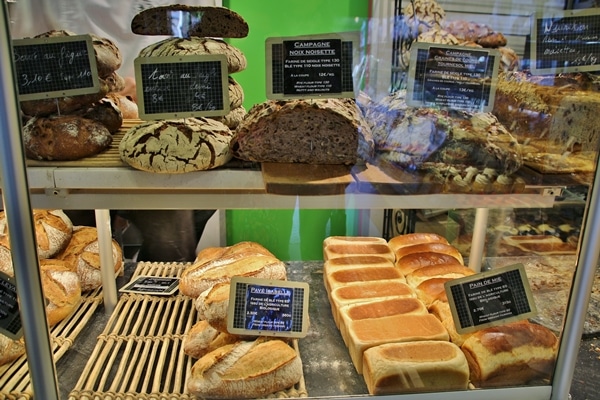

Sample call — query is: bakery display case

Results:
[2,0,600,399]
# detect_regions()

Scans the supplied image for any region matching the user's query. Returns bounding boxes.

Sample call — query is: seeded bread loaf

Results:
[138,37,247,74]
[132,5,249,38]
[232,98,375,165]
[23,115,113,161]
[119,118,234,173]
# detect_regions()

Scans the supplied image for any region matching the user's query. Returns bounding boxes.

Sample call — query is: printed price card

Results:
[266,32,359,99]
[135,55,229,120]
[119,276,179,296]
[227,276,309,338]
[406,43,499,112]
[445,263,537,334]
[0,272,23,340]
[531,8,600,74]
[12,34,100,101]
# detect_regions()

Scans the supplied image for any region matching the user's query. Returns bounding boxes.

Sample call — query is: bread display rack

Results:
[2,5,600,400]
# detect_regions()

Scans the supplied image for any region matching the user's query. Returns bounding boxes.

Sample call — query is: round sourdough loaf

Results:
[131,5,249,38]
[57,225,123,292]
[232,98,375,165]
[39,259,82,326]
[212,105,246,130]
[138,37,247,74]
[119,118,234,173]
[104,93,139,119]
[75,97,123,134]
[0,210,74,259]
[188,338,302,399]
[23,115,113,161]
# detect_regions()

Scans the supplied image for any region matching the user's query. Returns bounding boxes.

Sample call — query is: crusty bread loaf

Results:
[324,265,405,293]
[388,233,448,253]
[104,92,139,120]
[74,97,123,134]
[460,320,559,387]
[57,225,123,292]
[138,37,247,74]
[195,282,230,333]
[188,338,302,399]
[180,243,286,298]
[405,264,475,288]
[212,105,246,130]
[394,243,464,265]
[119,118,234,174]
[346,313,449,373]
[363,340,470,395]
[183,320,240,359]
[324,243,395,262]
[338,297,428,346]
[232,98,375,165]
[131,5,249,38]
[395,252,463,276]
[23,115,113,161]
[0,335,25,367]
[39,259,82,327]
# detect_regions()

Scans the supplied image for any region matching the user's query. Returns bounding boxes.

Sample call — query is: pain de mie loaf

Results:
[187,338,302,399]
[460,320,559,387]
[428,299,473,346]
[405,264,475,288]
[394,242,464,265]
[346,313,449,373]
[387,232,449,253]
[324,265,405,294]
[362,340,470,395]
[395,252,464,276]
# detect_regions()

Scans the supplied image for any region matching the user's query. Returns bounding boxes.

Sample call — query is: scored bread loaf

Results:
[232,98,375,165]
[57,225,123,292]
[39,259,82,327]
[0,334,25,367]
[395,252,463,276]
[138,37,247,74]
[188,338,302,399]
[119,118,234,173]
[460,320,559,387]
[388,232,449,253]
[131,5,249,38]
[183,320,240,359]
[362,340,470,395]
[23,115,113,161]
[195,282,231,333]
[346,313,449,373]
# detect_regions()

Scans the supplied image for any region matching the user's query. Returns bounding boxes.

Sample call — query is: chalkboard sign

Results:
[119,276,179,296]
[531,9,600,74]
[0,272,23,340]
[445,264,537,334]
[406,43,499,113]
[227,277,309,338]
[134,55,229,120]
[12,35,100,101]
[266,32,359,100]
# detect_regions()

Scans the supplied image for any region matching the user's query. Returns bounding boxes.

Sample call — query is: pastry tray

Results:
[0,288,104,399]
[67,262,308,400]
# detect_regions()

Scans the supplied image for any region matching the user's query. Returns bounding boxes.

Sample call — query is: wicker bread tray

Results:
[0,289,104,400]
[68,262,308,400]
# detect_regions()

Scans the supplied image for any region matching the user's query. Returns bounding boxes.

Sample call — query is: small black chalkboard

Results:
[406,43,499,113]
[135,55,229,120]
[445,264,537,334]
[0,272,23,340]
[266,32,358,100]
[119,276,179,296]
[227,276,309,338]
[531,8,600,74]
[12,35,100,101]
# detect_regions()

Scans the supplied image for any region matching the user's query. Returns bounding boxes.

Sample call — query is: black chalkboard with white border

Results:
[0,272,23,340]
[12,34,100,101]
[134,54,229,120]
[445,263,537,334]
[531,8,600,74]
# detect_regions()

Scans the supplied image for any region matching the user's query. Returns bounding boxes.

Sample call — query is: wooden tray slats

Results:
[69,262,308,400]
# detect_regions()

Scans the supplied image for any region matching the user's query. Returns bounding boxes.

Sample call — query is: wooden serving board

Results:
[261,163,356,195]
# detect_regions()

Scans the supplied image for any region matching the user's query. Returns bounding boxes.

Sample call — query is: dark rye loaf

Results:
[231,98,375,165]
[131,5,249,38]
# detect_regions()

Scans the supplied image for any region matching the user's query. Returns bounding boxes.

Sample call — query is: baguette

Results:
[188,338,302,399]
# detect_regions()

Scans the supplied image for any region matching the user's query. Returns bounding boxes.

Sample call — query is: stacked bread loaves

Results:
[119,5,249,173]
[19,30,134,161]
[323,234,470,394]
[180,241,303,398]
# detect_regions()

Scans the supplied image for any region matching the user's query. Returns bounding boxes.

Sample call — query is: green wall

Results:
[223,0,369,261]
